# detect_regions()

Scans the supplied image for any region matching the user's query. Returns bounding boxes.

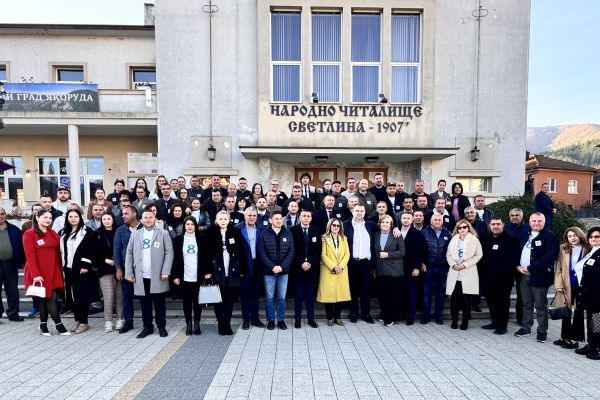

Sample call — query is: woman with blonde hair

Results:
[554,226,590,349]
[446,219,483,330]
[316,218,351,326]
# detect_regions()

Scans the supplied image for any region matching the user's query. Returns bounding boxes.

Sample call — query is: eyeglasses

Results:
[589,235,600,239]
[458,226,469,230]
[331,224,341,228]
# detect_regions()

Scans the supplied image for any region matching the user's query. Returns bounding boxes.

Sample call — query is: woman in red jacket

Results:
[23,209,69,336]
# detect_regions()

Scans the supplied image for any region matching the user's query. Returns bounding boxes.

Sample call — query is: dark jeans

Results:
[39,289,62,325]
[560,282,585,342]
[450,281,471,323]
[520,275,548,333]
[64,267,89,324]
[406,274,419,319]
[294,277,316,320]
[325,303,341,320]
[422,266,447,320]
[515,272,523,324]
[0,261,19,318]
[182,281,201,323]
[139,278,166,330]
[121,278,135,324]
[240,267,261,321]
[378,276,403,323]
[348,258,372,317]
[214,278,238,326]
[485,279,513,329]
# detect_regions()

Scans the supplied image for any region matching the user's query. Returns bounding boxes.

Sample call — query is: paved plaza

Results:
[0,316,599,400]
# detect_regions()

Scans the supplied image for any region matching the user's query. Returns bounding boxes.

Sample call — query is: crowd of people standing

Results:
[0,172,599,360]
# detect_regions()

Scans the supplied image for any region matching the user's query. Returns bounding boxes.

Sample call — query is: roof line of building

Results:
[0,23,154,31]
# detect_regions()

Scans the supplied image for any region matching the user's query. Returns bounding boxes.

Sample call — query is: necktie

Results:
[327,210,331,220]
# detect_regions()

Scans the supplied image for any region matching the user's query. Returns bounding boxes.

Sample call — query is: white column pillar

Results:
[68,124,81,205]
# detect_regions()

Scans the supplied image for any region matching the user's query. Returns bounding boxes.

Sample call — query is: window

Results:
[455,178,492,193]
[351,13,381,103]
[132,68,157,89]
[0,157,23,206]
[0,65,6,82]
[56,67,84,83]
[568,179,578,194]
[391,14,420,103]
[271,12,301,102]
[547,178,557,193]
[38,157,104,205]
[312,13,341,103]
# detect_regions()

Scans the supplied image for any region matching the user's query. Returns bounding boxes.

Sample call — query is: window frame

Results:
[567,179,578,195]
[54,65,86,83]
[130,66,157,90]
[0,63,7,83]
[0,156,23,206]
[455,177,493,193]
[311,12,343,104]
[390,13,422,104]
[270,11,303,103]
[547,178,557,193]
[350,12,382,104]
[37,156,104,205]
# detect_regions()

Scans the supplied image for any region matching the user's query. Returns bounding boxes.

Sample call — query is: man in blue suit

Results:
[235,207,266,330]
[534,182,556,229]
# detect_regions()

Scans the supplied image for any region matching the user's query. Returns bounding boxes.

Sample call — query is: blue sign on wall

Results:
[1,83,99,112]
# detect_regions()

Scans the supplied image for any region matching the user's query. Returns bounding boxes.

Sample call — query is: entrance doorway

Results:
[345,168,388,186]
[294,168,337,188]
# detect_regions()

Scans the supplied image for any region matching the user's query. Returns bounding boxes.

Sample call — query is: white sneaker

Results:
[115,319,124,330]
[104,321,114,333]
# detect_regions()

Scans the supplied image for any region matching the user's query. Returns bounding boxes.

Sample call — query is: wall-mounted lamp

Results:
[25,169,38,178]
[311,92,319,104]
[365,156,379,163]
[207,144,216,161]
[378,93,388,104]
[315,155,328,162]
[470,147,481,162]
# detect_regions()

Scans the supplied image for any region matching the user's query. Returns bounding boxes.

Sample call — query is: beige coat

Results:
[316,235,351,303]
[555,246,588,306]
[445,232,482,295]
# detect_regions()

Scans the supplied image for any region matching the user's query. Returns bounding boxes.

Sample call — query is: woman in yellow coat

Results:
[316,218,351,326]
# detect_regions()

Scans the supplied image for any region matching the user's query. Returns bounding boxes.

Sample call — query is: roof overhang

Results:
[239,146,459,163]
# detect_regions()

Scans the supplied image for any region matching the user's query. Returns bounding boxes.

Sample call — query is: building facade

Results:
[1,0,531,207]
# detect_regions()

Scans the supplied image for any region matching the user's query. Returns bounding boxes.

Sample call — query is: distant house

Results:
[526,153,597,210]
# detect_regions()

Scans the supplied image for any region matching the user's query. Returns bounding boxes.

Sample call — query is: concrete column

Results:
[67,124,81,205]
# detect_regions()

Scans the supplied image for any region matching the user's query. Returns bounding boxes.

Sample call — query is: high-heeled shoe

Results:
[56,322,70,336]
[40,323,51,337]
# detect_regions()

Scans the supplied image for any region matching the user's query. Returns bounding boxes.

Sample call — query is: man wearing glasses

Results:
[514,212,559,343]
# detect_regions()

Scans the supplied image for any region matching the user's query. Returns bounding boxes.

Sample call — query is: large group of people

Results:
[0,172,598,360]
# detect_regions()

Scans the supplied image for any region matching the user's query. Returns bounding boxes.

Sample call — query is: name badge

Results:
[396,206,401,210]
[534,240,541,247]
[153,242,160,249]
[336,214,341,218]
[492,244,499,250]
[312,237,317,243]
[444,217,449,222]
[263,221,269,225]
[233,219,239,224]
[283,237,287,242]
[229,238,235,244]
[37,239,45,245]
[587,259,596,266]
[367,200,372,205]
[444,237,448,241]
[279,195,284,199]
[197,194,201,197]
[338,203,343,208]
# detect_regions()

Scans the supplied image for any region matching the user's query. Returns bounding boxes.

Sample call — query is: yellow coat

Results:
[316,235,351,303]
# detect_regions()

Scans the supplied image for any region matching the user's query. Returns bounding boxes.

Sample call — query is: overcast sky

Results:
[1,0,598,127]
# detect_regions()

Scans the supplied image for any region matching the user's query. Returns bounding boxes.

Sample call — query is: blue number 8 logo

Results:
[143,239,151,249]
[187,245,196,254]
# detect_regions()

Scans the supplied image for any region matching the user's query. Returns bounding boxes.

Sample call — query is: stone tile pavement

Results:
[1,315,600,399]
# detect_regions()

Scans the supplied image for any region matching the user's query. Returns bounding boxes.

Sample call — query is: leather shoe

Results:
[294,318,301,329]
[277,320,287,330]
[327,319,334,327]
[136,328,153,339]
[185,321,193,336]
[451,321,458,329]
[561,341,579,349]
[242,320,250,330]
[553,339,566,346]
[406,319,414,326]
[193,321,201,335]
[349,314,358,323]
[460,321,468,330]
[158,328,168,337]
[481,323,496,330]
[586,349,600,360]
[119,322,133,334]
[308,320,318,328]
[224,324,233,335]
[362,315,375,324]
[334,319,344,326]
[267,321,275,330]
[435,317,443,325]
[493,328,507,335]
[251,319,266,328]
[8,316,24,322]
[576,344,591,355]
[420,318,430,325]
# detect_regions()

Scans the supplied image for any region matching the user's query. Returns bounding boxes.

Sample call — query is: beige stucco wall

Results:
[0,135,157,202]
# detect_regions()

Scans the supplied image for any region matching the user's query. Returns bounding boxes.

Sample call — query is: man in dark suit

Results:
[312,195,344,234]
[236,206,266,330]
[514,212,559,343]
[395,212,425,325]
[202,174,228,200]
[153,183,180,226]
[481,218,520,335]
[383,181,405,217]
[425,198,456,232]
[343,204,377,323]
[283,185,314,215]
[534,182,556,229]
[291,210,322,329]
